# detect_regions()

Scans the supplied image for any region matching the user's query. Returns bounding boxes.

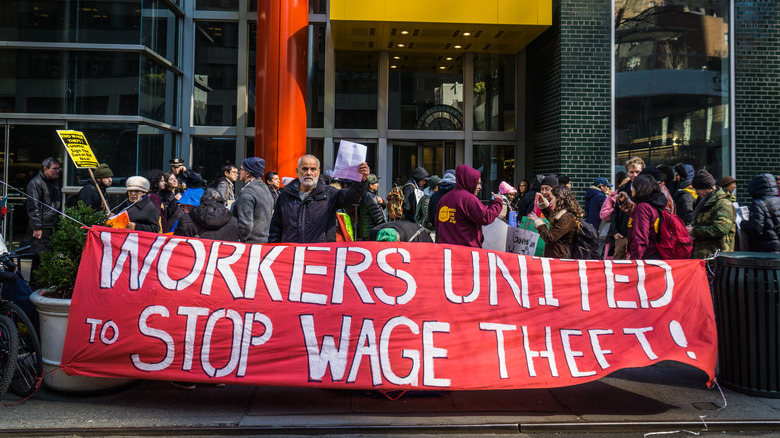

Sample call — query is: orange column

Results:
[256,0,308,179]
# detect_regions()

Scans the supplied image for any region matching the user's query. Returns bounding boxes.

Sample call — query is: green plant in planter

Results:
[34,202,107,299]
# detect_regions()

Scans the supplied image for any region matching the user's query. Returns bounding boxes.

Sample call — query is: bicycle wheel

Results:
[3,303,43,397]
[0,314,19,400]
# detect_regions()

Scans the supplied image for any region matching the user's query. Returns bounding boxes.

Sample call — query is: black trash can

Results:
[713,252,780,397]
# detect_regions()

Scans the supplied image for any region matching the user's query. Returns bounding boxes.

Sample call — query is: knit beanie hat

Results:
[241,157,266,178]
[94,163,113,179]
[377,228,399,242]
[691,169,717,189]
[540,174,558,188]
[683,164,695,180]
[640,165,662,182]
[499,181,517,195]
[125,176,150,193]
[427,175,441,189]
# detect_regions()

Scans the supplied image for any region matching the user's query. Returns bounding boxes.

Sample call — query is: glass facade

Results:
[474,143,515,199]
[0,0,738,245]
[192,136,237,185]
[194,21,238,126]
[307,24,326,129]
[388,55,464,130]
[0,0,183,245]
[474,54,515,132]
[393,140,456,186]
[335,52,378,129]
[614,0,731,178]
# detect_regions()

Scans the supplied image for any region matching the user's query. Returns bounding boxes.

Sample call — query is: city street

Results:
[2,361,780,436]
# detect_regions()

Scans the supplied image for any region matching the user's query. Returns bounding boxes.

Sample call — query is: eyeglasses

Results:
[239,168,246,172]
[49,167,61,171]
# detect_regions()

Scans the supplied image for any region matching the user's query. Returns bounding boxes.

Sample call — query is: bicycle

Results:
[0,244,43,399]
[0,313,18,400]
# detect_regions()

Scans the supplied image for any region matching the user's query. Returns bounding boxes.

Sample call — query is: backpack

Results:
[569,217,600,259]
[386,185,405,221]
[654,208,693,259]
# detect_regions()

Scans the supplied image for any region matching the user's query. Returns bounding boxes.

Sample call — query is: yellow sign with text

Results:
[57,130,99,169]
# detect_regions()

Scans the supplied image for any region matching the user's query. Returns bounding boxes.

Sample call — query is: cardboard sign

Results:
[60,227,717,390]
[506,227,539,255]
[57,130,99,169]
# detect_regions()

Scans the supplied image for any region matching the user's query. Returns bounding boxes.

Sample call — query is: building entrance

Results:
[392,140,456,186]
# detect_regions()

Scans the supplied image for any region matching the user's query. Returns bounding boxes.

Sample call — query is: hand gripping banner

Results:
[61,226,717,390]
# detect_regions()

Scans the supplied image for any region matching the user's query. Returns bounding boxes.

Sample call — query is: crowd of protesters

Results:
[22,153,780,285]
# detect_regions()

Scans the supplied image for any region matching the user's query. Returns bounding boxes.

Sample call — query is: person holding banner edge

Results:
[123,176,161,233]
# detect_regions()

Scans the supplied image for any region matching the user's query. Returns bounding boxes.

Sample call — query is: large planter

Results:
[30,290,135,393]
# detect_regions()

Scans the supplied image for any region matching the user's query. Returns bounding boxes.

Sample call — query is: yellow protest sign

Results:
[57,130,99,169]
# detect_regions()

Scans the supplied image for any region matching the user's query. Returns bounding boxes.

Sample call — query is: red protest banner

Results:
[60,226,716,390]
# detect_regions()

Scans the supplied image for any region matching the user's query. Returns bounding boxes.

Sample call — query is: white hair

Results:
[297,154,320,169]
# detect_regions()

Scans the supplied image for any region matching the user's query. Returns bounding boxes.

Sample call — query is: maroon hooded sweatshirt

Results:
[435,164,503,248]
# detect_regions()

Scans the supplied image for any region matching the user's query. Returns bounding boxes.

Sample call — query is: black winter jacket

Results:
[516,175,544,217]
[358,188,386,240]
[672,177,696,225]
[402,181,421,222]
[160,191,184,233]
[743,173,780,253]
[268,177,367,243]
[608,180,632,238]
[26,171,62,230]
[77,181,109,212]
[126,196,161,233]
[175,199,239,241]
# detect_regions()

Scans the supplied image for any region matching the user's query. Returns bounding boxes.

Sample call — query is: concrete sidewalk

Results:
[1,361,779,436]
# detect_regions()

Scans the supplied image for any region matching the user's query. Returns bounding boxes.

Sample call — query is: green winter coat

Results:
[690,188,736,259]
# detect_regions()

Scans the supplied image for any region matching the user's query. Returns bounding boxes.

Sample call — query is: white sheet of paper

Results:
[332,140,367,181]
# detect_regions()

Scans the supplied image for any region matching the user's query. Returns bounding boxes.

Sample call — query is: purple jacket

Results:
[435,165,503,248]
[628,192,668,259]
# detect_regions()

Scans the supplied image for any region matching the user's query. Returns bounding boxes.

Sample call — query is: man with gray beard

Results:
[269,154,369,243]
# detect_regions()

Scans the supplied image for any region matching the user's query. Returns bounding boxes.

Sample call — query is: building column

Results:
[256,0,308,178]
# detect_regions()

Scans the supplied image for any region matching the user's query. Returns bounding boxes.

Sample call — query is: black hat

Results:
[540,174,559,188]
[169,158,184,166]
[640,165,661,183]
[691,170,717,189]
